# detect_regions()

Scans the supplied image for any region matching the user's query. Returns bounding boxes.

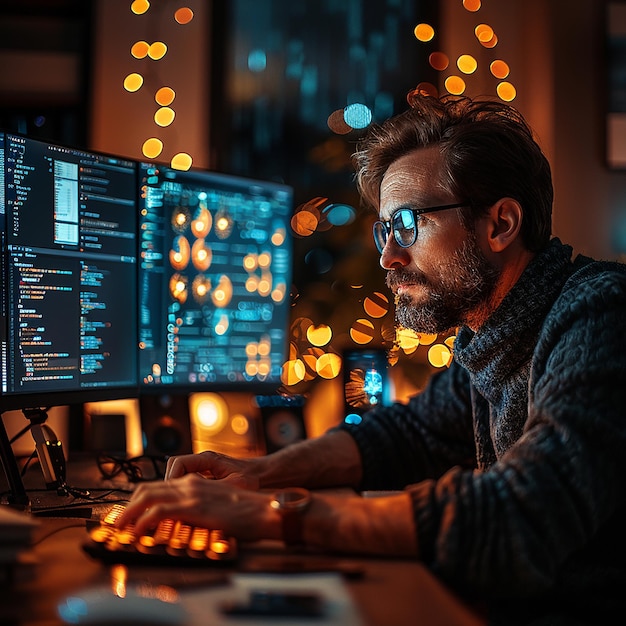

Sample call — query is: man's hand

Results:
[165,450,262,489]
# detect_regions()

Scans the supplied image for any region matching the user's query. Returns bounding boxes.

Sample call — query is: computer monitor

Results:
[137,162,293,395]
[0,131,139,412]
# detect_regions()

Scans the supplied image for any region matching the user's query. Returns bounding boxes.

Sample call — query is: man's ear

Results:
[485,198,523,253]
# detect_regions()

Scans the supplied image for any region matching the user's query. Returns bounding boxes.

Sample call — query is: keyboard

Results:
[83,503,237,566]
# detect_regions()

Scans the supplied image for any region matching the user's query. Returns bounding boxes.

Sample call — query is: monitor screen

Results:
[137,163,293,393]
[0,132,139,411]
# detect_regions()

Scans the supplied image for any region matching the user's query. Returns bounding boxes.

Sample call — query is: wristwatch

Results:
[270,487,312,546]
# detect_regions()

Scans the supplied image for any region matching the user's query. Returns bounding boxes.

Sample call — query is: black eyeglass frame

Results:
[372,201,469,254]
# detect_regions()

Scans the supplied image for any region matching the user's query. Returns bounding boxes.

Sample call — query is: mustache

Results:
[386,269,429,291]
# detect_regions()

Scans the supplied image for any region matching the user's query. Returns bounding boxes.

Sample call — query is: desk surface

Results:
[1,456,486,626]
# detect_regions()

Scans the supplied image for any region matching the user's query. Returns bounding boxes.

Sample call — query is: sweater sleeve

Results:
[407,268,626,598]
[337,359,476,490]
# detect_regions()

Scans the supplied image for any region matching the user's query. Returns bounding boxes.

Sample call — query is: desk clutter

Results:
[83,503,237,566]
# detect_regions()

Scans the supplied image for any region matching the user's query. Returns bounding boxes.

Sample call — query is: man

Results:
[118,95,626,625]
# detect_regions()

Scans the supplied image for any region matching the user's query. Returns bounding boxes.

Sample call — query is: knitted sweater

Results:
[339,238,626,625]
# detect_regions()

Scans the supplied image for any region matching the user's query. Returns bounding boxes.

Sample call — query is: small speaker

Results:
[139,394,193,457]
[256,395,306,453]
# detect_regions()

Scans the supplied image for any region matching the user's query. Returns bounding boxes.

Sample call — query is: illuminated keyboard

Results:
[83,504,237,566]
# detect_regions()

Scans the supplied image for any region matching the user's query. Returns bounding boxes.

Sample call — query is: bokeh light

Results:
[444,75,466,95]
[142,137,163,159]
[457,54,477,74]
[123,73,144,92]
[148,42,168,60]
[131,41,150,59]
[343,103,372,129]
[497,81,517,101]
[490,60,510,79]
[154,107,175,127]
[429,51,449,71]
[414,23,435,42]
[171,152,193,170]
[131,0,150,15]
[155,87,175,106]
[174,7,194,24]
[463,0,481,11]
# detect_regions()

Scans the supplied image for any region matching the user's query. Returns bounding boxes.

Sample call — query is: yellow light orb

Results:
[306,324,332,347]
[123,73,144,92]
[457,54,477,74]
[148,42,168,60]
[316,353,342,379]
[428,344,452,368]
[142,137,163,159]
[444,75,466,95]
[414,23,435,42]
[154,106,176,127]
[171,153,193,171]
[131,0,150,15]
[497,81,517,102]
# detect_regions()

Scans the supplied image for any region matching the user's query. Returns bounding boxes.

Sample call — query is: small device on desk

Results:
[83,504,237,566]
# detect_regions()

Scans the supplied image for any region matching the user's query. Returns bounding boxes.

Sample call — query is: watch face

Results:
[273,488,310,510]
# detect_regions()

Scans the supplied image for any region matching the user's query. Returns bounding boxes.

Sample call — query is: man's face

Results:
[378,146,500,334]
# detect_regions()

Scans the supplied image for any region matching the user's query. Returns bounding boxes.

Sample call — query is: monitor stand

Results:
[0,413,30,510]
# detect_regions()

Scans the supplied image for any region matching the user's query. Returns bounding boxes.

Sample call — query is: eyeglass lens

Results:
[373,209,416,253]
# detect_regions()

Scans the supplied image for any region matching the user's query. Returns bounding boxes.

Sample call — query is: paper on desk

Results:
[182,572,365,625]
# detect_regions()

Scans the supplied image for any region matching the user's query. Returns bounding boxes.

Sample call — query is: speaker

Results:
[139,394,193,456]
[256,395,306,453]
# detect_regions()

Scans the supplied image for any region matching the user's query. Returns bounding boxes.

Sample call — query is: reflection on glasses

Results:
[372,202,468,254]
[97,453,167,483]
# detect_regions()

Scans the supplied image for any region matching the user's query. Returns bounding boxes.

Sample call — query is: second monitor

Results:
[137,163,293,394]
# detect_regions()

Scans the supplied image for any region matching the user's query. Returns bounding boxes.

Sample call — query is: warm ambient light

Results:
[490,60,510,79]
[170,152,193,170]
[444,75,466,95]
[462,0,481,11]
[457,54,478,74]
[497,81,517,102]
[155,87,176,106]
[154,107,176,127]
[123,73,144,92]
[148,42,168,60]
[306,324,332,347]
[174,7,194,25]
[142,137,163,158]
[429,52,449,71]
[131,0,150,15]
[131,41,150,59]
[414,23,435,42]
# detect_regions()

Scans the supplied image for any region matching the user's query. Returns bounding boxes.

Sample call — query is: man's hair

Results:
[353,94,553,251]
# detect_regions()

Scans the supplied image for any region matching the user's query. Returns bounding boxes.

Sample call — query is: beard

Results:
[386,233,501,334]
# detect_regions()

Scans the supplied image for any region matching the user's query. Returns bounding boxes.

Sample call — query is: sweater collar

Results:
[453,238,574,391]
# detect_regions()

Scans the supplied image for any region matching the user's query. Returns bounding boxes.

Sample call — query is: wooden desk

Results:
[1,458,486,626]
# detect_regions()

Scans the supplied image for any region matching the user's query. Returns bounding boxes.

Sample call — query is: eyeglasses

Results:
[372,202,468,254]
[96,453,167,483]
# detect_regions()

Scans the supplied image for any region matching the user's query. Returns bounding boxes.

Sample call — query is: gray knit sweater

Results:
[339,238,626,625]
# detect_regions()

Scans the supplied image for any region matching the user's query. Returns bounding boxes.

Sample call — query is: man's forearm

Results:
[254,429,363,489]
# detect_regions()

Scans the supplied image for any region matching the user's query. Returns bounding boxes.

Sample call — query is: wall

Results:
[90,0,211,169]
[442,0,625,260]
